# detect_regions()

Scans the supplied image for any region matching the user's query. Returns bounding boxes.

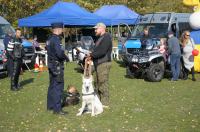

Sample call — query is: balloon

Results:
[189,12,200,29]
[192,49,199,56]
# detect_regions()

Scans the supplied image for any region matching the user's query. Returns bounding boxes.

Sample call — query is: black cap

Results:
[51,22,63,29]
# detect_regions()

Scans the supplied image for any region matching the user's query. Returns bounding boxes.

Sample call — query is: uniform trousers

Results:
[11,59,22,89]
[47,71,64,112]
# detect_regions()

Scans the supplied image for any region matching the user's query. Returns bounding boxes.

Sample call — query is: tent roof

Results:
[18,1,109,27]
[94,5,140,25]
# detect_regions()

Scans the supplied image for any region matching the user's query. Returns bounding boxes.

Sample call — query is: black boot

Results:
[11,79,18,91]
[16,83,22,90]
[11,85,19,91]
[192,78,196,81]
[191,67,196,81]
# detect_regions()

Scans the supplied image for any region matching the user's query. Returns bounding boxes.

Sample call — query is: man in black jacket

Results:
[7,28,25,91]
[88,23,112,107]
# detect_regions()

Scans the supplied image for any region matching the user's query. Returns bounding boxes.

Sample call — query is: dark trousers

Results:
[170,54,181,80]
[94,62,111,105]
[47,72,64,112]
[7,57,14,77]
[183,66,195,79]
[11,59,22,89]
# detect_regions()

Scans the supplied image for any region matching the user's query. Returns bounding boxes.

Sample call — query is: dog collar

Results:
[82,92,95,96]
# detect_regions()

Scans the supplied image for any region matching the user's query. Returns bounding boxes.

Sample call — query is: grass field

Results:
[0,61,200,132]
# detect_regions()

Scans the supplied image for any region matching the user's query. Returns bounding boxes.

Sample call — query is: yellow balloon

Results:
[183,0,200,11]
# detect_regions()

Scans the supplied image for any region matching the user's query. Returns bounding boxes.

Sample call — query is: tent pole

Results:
[111,25,113,41]
[75,28,78,42]
[63,25,66,51]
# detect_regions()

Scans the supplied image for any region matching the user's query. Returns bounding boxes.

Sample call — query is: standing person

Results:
[3,30,13,77]
[88,23,112,107]
[159,38,167,61]
[180,30,196,81]
[7,28,25,91]
[167,31,181,81]
[46,22,68,115]
[140,27,151,48]
[32,35,41,51]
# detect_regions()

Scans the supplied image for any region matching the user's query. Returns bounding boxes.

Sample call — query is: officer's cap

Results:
[93,22,106,29]
[51,22,63,29]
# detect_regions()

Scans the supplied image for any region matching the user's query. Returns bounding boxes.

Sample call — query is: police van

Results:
[0,16,35,74]
[117,12,191,81]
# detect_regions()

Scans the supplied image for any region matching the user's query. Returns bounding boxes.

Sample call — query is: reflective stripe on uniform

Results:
[7,42,14,51]
[7,44,14,48]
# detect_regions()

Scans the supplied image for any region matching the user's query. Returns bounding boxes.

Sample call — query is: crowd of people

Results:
[3,22,199,115]
[141,27,197,82]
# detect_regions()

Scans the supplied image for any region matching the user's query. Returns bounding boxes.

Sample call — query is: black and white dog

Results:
[77,59,103,116]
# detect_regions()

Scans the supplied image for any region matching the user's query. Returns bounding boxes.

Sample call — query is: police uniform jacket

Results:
[47,34,67,63]
[7,37,25,60]
[47,34,68,78]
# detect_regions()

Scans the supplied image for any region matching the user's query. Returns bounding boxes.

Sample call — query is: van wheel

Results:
[147,63,164,82]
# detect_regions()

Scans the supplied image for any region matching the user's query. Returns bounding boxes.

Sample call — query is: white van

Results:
[0,16,15,50]
[0,16,15,74]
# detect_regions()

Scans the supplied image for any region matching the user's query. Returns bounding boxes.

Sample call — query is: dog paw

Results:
[76,113,82,116]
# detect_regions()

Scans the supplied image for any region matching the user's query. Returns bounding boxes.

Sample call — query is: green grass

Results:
[0,61,200,132]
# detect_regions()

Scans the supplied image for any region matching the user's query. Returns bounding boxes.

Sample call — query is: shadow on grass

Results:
[0,73,8,79]
[20,78,34,87]
[74,67,83,73]
[114,60,126,67]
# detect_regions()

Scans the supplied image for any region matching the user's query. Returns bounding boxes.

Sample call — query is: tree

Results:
[0,0,193,27]
[0,0,57,27]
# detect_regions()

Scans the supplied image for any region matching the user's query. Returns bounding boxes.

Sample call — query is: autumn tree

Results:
[0,0,193,27]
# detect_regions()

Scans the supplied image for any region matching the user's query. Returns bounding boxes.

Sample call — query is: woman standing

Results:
[180,30,196,81]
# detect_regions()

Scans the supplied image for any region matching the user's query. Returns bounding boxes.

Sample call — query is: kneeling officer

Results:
[46,22,68,115]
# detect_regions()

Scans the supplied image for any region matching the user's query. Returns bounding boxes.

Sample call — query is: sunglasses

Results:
[185,34,190,36]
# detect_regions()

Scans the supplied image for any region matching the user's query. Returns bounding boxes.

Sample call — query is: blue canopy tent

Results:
[94,5,140,26]
[18,1,109,27]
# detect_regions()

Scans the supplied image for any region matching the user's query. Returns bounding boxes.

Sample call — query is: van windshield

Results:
[132,23,168,38]
[0,24,15,39]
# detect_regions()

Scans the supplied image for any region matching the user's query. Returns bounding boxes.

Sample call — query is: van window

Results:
[178,22,192,36]
[132,23,168,38]
[171,23,176,33]
[0,24,15,39]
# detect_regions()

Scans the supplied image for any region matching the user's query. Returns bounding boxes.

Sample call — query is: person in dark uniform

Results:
[3,30,13,77]
[7,28,25,91]
[46,22,68,115]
